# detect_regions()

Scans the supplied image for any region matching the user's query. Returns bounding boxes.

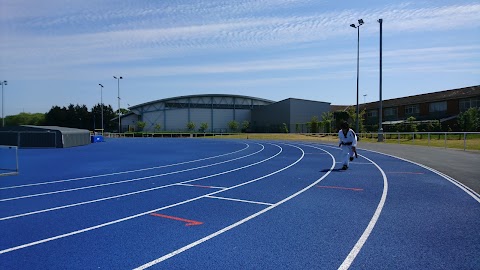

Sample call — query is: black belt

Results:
[341,142,352,145]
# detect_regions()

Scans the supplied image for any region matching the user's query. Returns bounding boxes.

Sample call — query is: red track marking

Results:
[316,185,363,191]
[386,172,425,175]
[150,213,203,226]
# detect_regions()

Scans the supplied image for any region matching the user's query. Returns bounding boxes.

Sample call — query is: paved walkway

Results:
[354,142,480,194]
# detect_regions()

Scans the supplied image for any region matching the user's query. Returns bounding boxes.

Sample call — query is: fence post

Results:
[428,133,430,147]
[444,132,447,148]
[464,132,466,151]
[398,132,400,144]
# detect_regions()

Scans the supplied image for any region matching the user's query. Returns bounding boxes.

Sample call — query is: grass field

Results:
[207,133,480,151]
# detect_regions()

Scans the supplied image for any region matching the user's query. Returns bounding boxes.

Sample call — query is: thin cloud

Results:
[1,2,479,78]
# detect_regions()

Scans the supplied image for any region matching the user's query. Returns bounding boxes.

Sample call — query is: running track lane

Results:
[0,139,478,269]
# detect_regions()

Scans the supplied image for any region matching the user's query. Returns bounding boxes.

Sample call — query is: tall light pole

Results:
[378,18,384,142]
[1,80,7,127]
[113,76,123,133]
[350,19,364,133]
[99,83,104,135]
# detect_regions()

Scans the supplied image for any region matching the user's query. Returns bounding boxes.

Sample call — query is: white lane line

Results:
[361,149,480,203]
[338,154,388,270]
[176,184,226,189]
[0,144,277,221]
[0,144,265,202]
[0,142,251,190]
[205,195,274,206]
[133,143,334,269]
[0,142,289,254]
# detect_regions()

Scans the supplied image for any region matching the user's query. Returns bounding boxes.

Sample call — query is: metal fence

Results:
[308,132,480,151]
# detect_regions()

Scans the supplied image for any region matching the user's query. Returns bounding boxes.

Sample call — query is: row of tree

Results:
[300,107,480,133]
[1,104,479,133]
[2,104,121,132]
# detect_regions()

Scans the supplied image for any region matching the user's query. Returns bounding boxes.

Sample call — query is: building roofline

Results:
[129,94,276,109]
[332,85,480,110]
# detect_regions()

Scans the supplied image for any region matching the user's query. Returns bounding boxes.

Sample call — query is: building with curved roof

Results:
[121,94,331,133]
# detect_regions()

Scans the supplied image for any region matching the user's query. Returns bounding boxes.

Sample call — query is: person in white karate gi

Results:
[338,121,357,170]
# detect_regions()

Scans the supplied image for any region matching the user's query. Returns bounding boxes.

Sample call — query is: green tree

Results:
[458,107,480,131]
[346,107,366,132]
[228,120,238,132]
[154,124,162,132]
[241,121,250,132]
[309,116,320,133]
[186,121,196,132]
[321,112,334,133]
[5,112,46,126]
[404,116,418,132]
[199,122,208,133]
[136,121,146,131]
[282,123,289,133]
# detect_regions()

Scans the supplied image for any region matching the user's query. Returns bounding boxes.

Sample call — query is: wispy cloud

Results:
[1,1,479,79]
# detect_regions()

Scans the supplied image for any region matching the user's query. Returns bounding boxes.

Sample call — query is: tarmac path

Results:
[353,142,480,194]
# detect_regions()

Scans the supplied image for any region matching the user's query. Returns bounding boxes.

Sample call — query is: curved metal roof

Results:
[128,94,275,110]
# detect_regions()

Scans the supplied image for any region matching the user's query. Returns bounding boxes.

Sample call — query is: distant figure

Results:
[338,122,357,170]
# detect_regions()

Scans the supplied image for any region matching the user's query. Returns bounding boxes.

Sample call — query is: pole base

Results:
[377,129,384,142]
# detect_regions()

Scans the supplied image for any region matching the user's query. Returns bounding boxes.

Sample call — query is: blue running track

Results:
[0,138,478,269]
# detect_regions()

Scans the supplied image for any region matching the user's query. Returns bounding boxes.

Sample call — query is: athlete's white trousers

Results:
[340,145,354,167]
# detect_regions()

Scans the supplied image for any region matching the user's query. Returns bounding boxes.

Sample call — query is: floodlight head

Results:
[3,81,7,85]
[113,76,117,79]
[99,84,103,87]
[378,18,383,23]
[358,19,364,25]
[119,76,123,79]
[350,24,356,28]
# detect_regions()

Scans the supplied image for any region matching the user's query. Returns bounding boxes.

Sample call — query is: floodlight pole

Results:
[1,80,7,127]
[113,76,123,133]
[378,18,384,142]
[351,19,363,133]
[99,84,104,135]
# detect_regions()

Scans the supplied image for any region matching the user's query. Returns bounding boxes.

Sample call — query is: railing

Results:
[100,131,480,151]
[309,132,480,151]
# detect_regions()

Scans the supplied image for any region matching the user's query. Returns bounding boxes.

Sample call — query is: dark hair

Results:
[341,121,349,129]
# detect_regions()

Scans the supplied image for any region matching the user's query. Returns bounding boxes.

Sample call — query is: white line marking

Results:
[205,195,274,206]
[0,142,250,190]
[337,155,388,270]
[176,184,226,189]
[0,144,277,220]
[133,143,334,269]
[361,149,480,203]
[0,143,292,252]
[0,144,264,202]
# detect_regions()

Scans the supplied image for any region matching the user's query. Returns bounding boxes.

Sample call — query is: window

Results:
[405,105,419,115]
[384,107,397,117]
[429,101,447,112]
[367,110,377,117]
[460,98,480,111]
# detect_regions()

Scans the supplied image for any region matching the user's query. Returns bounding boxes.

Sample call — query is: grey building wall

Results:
[251,99,291,132]
[252,98,330,133]
[126,94,274,132]
[289,98,330,132]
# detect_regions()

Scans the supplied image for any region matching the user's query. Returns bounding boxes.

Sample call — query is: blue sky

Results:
[0,0,479,116]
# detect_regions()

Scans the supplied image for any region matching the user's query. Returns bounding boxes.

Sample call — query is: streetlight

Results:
[350,19,364,133]
[1,80,7,127]
[363,94,367,104]
[113,76,123,133]
[99,84,104,135]
[378,18,384,142]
